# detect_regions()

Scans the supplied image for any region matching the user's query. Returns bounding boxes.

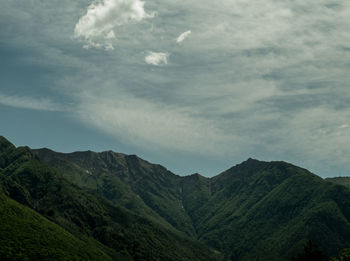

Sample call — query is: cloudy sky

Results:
[1,0,350,177]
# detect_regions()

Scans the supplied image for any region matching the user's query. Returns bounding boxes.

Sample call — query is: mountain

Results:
[33,147,350,260]
[191,159,350,260]
[0,192,113,260]
[326,177,350,189]
[0,136,223,261]
[2,135,350,260]
[33,148,196,236]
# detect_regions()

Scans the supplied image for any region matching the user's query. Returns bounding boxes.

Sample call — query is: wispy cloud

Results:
[176,30,191,43]
[0,93,64,111]
[145,51,169,66]
[76,92,232,155]
[74,0,154,50]
[2,0,350,176]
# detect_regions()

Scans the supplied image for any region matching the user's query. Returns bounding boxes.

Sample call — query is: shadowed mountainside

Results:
[1,135,350,260]
[0,136,224,261]
[34,146,350,260]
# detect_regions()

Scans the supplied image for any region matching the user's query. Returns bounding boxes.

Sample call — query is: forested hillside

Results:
[1,135,350,260]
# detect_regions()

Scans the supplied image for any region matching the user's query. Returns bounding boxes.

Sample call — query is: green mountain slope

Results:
[6,136,350,260]
[31,148,175,231]
[33,148,197,237]
[192,160,350,260]
[0,192,114,261]
[0,136,224,261]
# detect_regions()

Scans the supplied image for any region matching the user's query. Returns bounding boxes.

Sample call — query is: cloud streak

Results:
[176,30,191,43]
[0,93,64,111]
[76,92,233,155]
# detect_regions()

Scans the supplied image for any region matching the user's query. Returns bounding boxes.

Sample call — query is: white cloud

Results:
[0,93,63,111]
[176,30,191,43]
[145,51,169,66]
[74,0,154,50]
[4,0,350,176]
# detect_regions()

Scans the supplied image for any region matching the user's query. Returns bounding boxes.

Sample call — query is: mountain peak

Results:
[0,136,16,153]
[186,172,207,179]
[233,157,268,171]
[244,157,261,163]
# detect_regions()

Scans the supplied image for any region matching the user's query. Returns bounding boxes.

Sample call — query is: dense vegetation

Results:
[1,135,350,260]
[0,136,223,261]
[0,192,113,261]
[192,160,350,260]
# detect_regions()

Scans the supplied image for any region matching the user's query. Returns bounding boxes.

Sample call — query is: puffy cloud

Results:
[176,30,191,43]
[74,0,154,50]
[145,51,169,66]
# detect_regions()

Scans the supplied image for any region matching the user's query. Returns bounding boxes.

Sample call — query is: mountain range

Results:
[1,135,350,260]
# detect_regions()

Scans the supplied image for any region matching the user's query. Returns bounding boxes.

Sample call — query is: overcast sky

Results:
[1,0,350,177]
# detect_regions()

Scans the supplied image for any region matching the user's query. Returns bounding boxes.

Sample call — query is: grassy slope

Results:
[0,192,114,261]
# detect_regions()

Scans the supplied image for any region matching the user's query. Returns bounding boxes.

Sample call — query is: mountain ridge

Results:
[32,143,350,260]
[0,136,224,260]
[1,135,350,260]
